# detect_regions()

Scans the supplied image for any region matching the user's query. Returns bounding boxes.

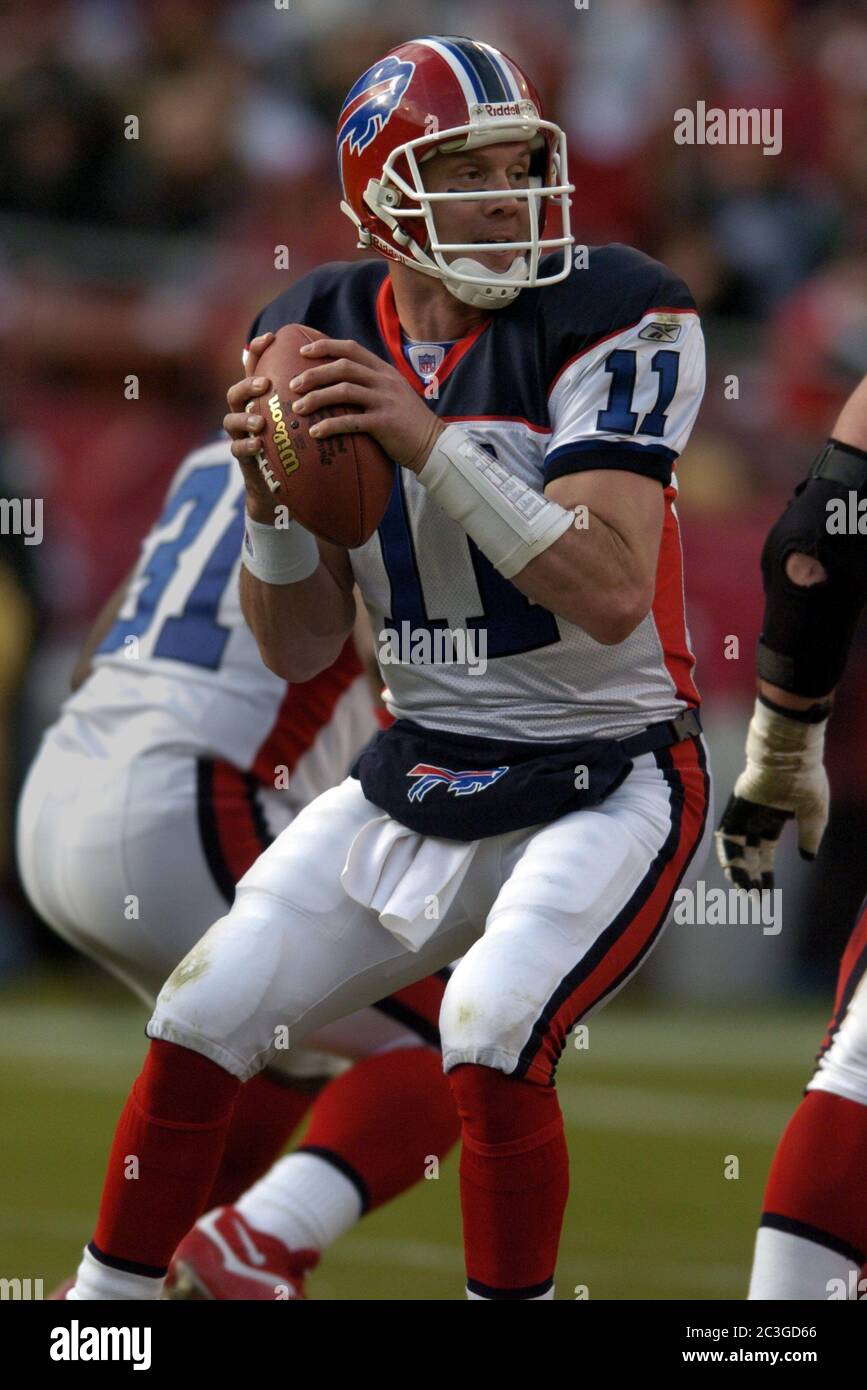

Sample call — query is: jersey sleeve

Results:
[241,262,356,372]
[543,264,705,490]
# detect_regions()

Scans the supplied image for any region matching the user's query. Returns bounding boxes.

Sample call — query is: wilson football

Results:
[247,323,394,548]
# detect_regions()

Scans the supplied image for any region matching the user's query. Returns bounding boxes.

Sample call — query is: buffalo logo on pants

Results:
[406,764,509,802]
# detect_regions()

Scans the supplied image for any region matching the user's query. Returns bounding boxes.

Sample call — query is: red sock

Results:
[763,1089,867,1261]
[92,1040,240,1272]
[448,1063,569,1299]
[203,1072,316,1211]
[298,1047,460,1211]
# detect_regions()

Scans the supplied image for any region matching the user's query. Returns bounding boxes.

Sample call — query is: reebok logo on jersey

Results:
[638,320,682,342]
[406,764,509,802]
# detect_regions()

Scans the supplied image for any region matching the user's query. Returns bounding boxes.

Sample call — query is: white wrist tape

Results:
[744,698,828,784]
[417,424,575,578]
[241,512,320,585]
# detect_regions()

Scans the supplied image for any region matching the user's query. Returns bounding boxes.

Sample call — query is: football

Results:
[247,323,395,548]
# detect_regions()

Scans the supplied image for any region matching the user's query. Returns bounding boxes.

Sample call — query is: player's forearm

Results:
[507,515,651,644]
[239,563,354,683]
[414,425,656,645]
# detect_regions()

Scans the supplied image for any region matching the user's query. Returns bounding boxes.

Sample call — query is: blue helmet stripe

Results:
[444,37,509,103]
[476,41,521,102]
[419,33,511,103]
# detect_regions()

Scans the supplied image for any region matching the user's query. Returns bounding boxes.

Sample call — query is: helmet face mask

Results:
[337,38,575,309]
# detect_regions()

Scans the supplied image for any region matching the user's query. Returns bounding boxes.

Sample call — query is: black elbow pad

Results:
[757,440,867,697]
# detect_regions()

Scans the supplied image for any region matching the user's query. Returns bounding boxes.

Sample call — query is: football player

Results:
[715,373,867,1299]
[65,34,712,1302]
[17,435,459,1299]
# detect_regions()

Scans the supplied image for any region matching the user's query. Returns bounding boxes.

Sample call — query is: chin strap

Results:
[443,255,529,308]
[344,189,530,311]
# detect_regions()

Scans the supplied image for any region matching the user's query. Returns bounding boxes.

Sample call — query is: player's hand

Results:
[224,331,281,523]
[288,337,446,471]
[714,699,830,891]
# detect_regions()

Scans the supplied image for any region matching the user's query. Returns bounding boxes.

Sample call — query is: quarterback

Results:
[66,34,712,1301]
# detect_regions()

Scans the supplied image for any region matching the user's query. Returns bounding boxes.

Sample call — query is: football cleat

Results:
[163,1207,319,1301]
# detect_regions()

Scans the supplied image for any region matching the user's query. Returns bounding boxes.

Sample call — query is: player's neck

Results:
[388,264,490,343]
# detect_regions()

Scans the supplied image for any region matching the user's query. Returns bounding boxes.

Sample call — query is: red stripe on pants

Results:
[522,736,709,1085]
[210,761,270,887]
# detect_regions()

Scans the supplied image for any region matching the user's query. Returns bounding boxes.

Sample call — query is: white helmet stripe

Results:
[414,37,479,111]
[476,42,523,103]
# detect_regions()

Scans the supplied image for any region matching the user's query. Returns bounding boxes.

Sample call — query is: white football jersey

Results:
[250,246,706,742]
[58,437,377,806]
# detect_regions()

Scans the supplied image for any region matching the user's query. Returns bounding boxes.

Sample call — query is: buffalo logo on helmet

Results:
[337,56,415,159]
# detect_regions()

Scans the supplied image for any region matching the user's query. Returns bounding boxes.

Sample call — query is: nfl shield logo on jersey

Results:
[406,763,509,802]
[407,343,446,381]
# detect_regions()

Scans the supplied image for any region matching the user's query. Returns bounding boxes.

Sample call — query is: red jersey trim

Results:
[375,276,490,396]
[651,490,701,708]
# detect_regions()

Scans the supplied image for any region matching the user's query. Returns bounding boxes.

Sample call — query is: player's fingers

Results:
[224,409,264,440]
[289,358,378,392]
[714,822,749,876]
[227,375,270,412]
[715,826,763,891]
[241,332,275,375]
[293,382,376,415]
[308,413,368,439]
[231,436,264,461]
[728,865,756,892]
[299,337,381,368]
[757,838,777,892]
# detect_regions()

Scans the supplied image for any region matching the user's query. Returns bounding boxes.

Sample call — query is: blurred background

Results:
[2,0,867,1298]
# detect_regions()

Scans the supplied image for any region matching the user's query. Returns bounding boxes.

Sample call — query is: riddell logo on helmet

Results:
[268,395,301,478]
[472,101,528,119]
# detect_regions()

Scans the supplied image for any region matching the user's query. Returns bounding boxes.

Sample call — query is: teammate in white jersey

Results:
[18,436,460,1299]
[65,35,712,1302]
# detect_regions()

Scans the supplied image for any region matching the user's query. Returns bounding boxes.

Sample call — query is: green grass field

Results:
[0,969,827,1300]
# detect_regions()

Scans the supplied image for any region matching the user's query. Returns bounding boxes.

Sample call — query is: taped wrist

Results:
[757,440,867,697]
[241,512,320,585]
[746,697,828,778]
[417,424,575,578]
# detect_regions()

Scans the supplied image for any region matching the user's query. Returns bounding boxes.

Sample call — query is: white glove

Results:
[715,698,830,890]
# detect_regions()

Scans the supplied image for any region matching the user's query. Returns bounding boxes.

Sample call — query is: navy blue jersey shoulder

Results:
[247,260,388,348]
[512,243,697,390]
[245,247,695,430]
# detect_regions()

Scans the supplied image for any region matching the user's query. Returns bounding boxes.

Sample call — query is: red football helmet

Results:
[337,35,574,309]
